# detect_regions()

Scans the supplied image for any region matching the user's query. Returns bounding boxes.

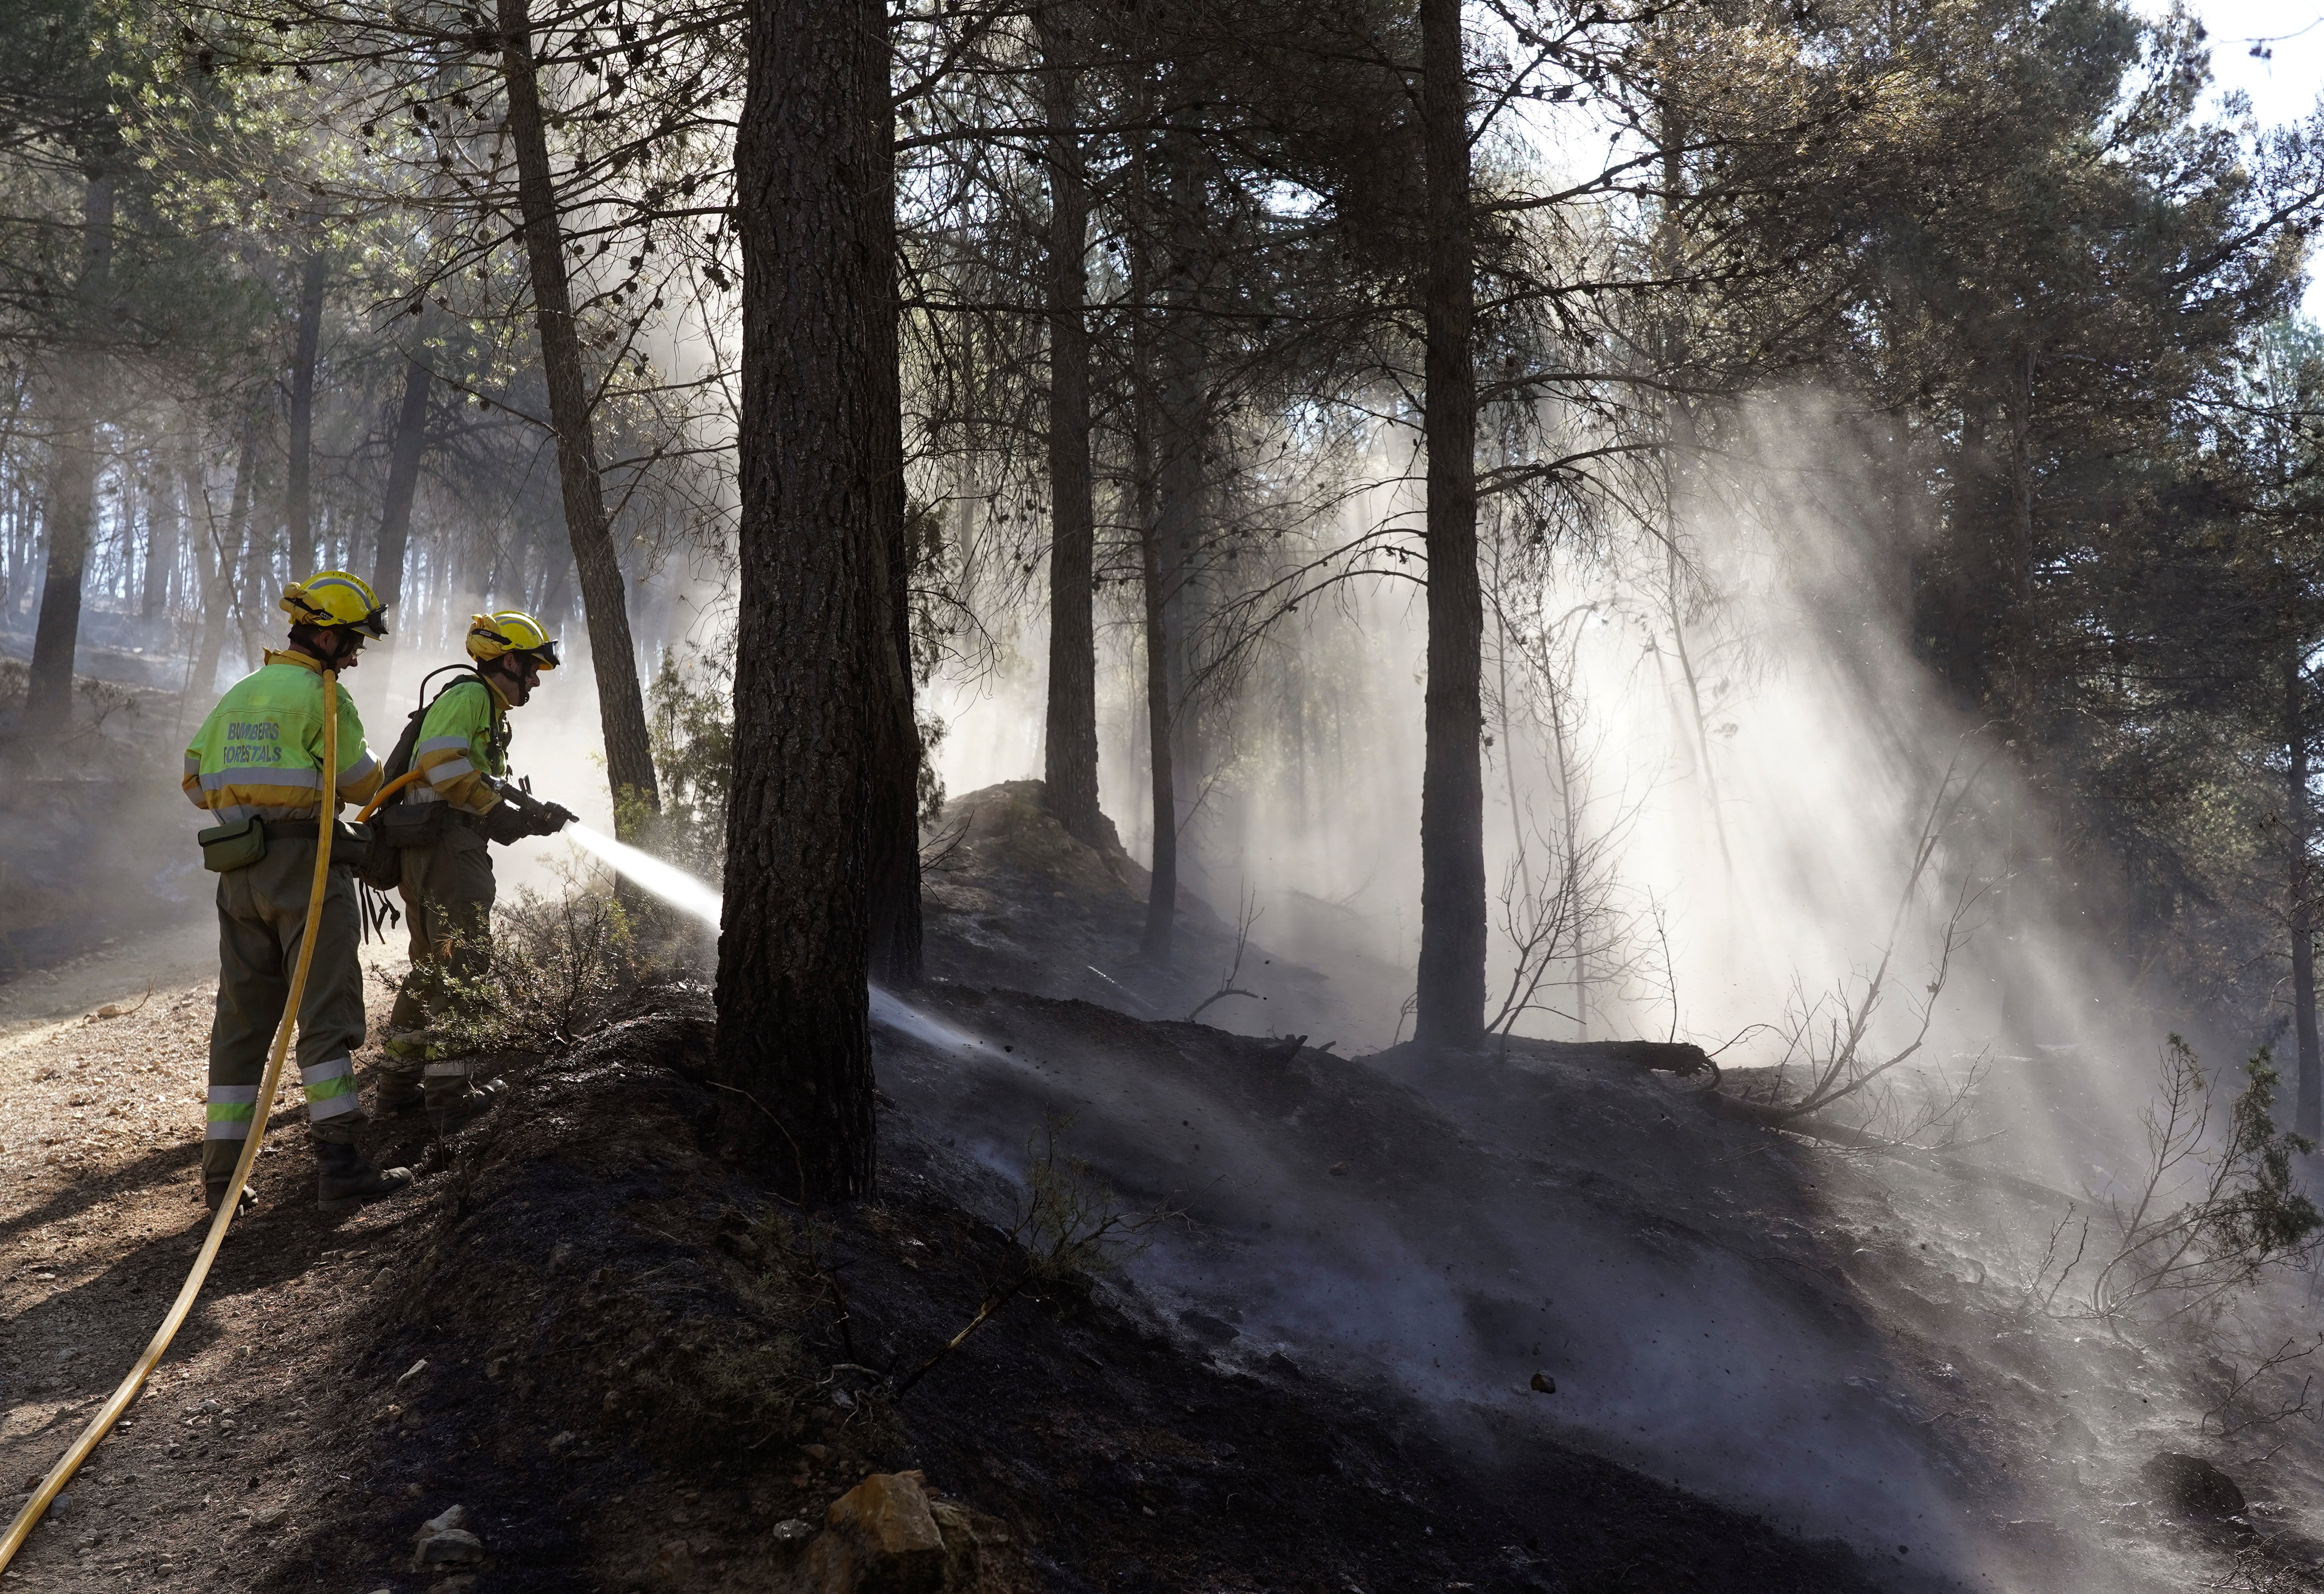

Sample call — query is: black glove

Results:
[532,801,578,837]
[482,800,529,846]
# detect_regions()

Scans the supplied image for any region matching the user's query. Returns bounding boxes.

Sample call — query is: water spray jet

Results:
[558,825,989,1054]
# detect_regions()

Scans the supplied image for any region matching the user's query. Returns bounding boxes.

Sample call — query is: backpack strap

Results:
[377,668,490,806]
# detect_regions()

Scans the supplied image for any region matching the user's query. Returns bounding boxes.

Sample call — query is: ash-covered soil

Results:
[3,970,1882,1594]
[1,784,2319,1594]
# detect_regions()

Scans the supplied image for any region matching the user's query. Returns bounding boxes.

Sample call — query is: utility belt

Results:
[371,801,482,846]
[352,800,482,892]
[197,815,371,874]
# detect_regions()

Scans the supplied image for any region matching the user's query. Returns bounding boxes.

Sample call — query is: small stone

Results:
[421,1505,469,1535]
[800,1443,830,1461]
[770,1518,814,1547]
[549,1242,574,1271]
[1529,1372,1557,1395]
[650,1539,695,1583]
[251,1505,288,1531]
[548,1431,576,1451]
[1329,1162,1348,1175]
[807,1470,945,1594]
[395,1360,428,1389]
[411,1528,485,1570]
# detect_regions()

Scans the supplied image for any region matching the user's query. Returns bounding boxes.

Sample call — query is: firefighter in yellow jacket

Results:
[182,572,414,1213]
[375,611,574,1132]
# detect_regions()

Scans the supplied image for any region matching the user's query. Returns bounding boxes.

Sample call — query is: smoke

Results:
[908,388,2268,1587]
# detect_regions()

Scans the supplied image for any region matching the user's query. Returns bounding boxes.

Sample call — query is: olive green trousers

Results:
[380,825,497,1110]
[204,833,369,1186]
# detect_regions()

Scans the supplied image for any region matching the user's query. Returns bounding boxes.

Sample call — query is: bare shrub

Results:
[2026,1040,2322,1335]
[1726,758,1991,1145]
[434,878,643,1055]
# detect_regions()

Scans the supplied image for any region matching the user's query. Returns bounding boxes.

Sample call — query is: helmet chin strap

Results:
[488,658,532,706]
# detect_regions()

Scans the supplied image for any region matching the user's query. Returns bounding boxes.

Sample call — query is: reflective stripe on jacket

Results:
[183,652,382,823]
[408,677,509,815]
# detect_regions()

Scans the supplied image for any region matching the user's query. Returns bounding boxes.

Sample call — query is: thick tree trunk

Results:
[1414,0,1486,1047]
[863,37,922,990]
[2289,658,2321,1142]
[283,253,327,576]
[373,350,432,677]
[25,173,115,737]
[498,0,662,824]
[1037,5,1102,846]
[717,0,887,1200]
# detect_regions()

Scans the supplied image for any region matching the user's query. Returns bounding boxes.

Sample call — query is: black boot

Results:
[314,1140,415,1212]
[373,1067,425,1118]
[428,1077,507,1139]
[203,1179,256,1218]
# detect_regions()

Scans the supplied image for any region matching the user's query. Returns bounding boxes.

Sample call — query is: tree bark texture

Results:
[863,26,923,989]
[283,252,327,576]
[372,349,432,675]
[25,173,115,737]
[1414,0,1486,1047]
[717,0,888,1200]
[1129,96,1176,963]
[2289,658,2321,1141]
[1037,5,1103,847]
[498,0,662,823]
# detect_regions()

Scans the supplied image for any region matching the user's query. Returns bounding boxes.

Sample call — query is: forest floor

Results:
[0,784,2317,1593]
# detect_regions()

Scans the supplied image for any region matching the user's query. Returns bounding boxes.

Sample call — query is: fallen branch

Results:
[1187,987,1258,1023]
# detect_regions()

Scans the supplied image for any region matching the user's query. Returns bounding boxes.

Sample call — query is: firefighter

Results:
[182,572,414,1213]
[375,610,574,1132]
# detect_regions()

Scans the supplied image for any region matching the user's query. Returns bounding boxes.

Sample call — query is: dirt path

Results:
[0,918,419,1592]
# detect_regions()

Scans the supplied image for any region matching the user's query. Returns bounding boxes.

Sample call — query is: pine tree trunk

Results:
[1037,4,1102,846]
[283,253,327,576]
[863,37,922,990]
[498,0,662,824]
[2288,658,2321,1141]
[717,0,888,1200]
[373,349,432,677]
[1129,86,1175,963]
[1138,446,1176,963]
[141,461,180,627]
[25,173,114,737]
[230,410,268,669]
[1414,0,1486,1047]
[187,447,240,704]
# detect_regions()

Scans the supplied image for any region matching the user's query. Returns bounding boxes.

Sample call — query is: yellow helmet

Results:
[467,610,561,671]
[281,570,389,638]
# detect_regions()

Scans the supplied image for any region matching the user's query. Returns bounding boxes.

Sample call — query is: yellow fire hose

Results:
[0,670,344,1574]
[356,767,425,823]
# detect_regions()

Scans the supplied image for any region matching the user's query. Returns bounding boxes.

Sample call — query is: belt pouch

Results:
[198,815,267,873]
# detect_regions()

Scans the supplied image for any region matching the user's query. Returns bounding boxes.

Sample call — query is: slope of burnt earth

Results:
[101,994,1890,1594]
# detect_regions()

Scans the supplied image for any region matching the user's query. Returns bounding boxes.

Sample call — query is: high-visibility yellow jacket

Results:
[182,652,382,823]
[407,676,510,816]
